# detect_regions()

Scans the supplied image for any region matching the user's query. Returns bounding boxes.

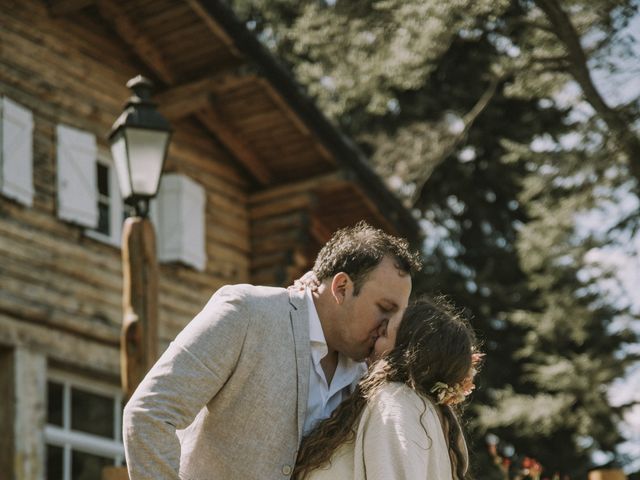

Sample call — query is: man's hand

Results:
[288,271,320,292]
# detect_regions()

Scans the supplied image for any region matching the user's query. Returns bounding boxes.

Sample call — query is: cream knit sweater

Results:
[306,382,465,480]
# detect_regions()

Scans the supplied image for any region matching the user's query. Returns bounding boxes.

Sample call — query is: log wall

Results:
[0,0,251,383]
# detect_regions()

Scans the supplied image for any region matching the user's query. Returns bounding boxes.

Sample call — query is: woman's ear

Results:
[330,272,352,304]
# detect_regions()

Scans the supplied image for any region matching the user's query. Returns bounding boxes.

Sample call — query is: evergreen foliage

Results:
[230,0,640,476]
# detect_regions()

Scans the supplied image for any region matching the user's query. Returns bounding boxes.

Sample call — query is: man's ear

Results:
[330,272,352,304]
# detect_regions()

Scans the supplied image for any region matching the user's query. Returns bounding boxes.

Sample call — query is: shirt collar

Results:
[306,288,326,346]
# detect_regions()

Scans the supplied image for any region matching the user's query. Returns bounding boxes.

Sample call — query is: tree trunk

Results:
[534,0,640,188]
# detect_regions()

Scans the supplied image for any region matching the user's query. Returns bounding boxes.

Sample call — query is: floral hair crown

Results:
[430,351,484,406]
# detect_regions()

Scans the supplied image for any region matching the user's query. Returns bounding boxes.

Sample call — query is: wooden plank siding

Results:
[0,0,252,371]
[1,1,419,475]
[0,0,418,444]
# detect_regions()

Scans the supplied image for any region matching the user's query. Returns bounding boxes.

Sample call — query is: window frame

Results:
[45,370,125,480]
[85,148,124,247]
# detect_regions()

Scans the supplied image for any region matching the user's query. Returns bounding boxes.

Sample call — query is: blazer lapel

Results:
[288,288,310,442]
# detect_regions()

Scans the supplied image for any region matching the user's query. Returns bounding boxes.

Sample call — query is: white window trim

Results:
[85,148,124,248]
[46,370,125,480]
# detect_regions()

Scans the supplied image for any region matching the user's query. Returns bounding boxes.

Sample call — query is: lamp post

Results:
[109,75,171,402]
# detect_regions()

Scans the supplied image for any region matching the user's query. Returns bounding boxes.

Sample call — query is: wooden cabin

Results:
[0,1,419,478]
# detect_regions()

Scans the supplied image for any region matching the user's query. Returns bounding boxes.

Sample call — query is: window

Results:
[154,173,207,271]
[1,96,34,206]
[97,162,110,235]
[86,151,124,246]
[45,372,124,480]
[56,124,98,228]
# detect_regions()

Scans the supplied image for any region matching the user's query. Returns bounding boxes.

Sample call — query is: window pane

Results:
[97,163,109,196]
[97,201,110,235]
[47,444,63,480]
[71,387,114,438]
[71,450,113,480]
[47,381,63,427]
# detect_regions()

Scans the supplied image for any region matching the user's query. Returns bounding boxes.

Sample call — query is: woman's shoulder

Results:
[376,382,435,407]
[368,382,439,423]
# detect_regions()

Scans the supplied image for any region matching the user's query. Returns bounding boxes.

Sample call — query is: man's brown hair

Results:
[313,221,422,294]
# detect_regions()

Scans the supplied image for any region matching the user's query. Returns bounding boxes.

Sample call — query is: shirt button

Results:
[282,464,292,475]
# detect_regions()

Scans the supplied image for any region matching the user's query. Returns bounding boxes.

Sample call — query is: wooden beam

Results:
[257,79,335,163]
[183,0,242,57]
[97,0,175,85]
[196,103,272,185]
[349,183,398,234]
[155,72,258,120]
[47,0,95,16]
[309,215,333,244]
[249,172,346,204]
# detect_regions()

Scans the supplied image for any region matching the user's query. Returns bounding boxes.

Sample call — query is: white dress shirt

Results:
[303,288,367,435]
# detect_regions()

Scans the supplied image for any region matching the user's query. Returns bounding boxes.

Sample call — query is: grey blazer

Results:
[123,284,311,479]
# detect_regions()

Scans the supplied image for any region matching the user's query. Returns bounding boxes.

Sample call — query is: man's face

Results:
[335,255,412,361]
[371,308,402,360]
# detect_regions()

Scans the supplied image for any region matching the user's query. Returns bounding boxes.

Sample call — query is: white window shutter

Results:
[156,174,207,271]
[1,97,34,206]
[56,124,98,227]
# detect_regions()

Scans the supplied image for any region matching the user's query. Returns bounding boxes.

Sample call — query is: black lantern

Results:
[109,75,172,217]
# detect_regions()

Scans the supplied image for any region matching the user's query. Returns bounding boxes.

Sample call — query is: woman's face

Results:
[371,312,403,360]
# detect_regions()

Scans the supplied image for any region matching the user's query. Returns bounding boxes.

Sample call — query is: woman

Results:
[293,297,481,480]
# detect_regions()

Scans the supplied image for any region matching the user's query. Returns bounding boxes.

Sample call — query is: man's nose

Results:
[376,320,389,337]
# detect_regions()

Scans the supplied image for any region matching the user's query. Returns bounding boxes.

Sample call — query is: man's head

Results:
[313,221,421,295]
[313,222,421,361]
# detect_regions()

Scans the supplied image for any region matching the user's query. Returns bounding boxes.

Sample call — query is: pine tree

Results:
[229,0,640,476]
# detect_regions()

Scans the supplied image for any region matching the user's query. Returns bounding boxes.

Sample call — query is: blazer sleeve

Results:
[353,385,451,480]
[122,285,252,479]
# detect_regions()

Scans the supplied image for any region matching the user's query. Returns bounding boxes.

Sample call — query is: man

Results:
[123,222,421,479]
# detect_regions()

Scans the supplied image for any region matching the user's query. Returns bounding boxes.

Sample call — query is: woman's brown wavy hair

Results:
[293,296,478,480]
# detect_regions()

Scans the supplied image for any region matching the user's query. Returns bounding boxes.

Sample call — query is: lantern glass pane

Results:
[109,131,133,199]
[125,128,169,197]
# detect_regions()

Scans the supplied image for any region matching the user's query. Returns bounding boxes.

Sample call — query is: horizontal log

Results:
[207,213,249,243]
[206,242,251,268]
[0,280,120,345]
[207,225,251,253]
[250,240,305,258]
[0,65,124,142]
[207,190,249,219]
[0,313,120,374]
[249,250,292,270]
[249,193,314,220]
[47,0,95,16]
[0,208,122,276]
[250,173,344,205]
[0,15,133,99]
[0,44,127,124]
[0,243,123,310]
[250,212,308,238]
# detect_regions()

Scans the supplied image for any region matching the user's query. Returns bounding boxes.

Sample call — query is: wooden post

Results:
[121,216,159,402]
[103,466,131,480]
[589,469,627,480]
[108,217,158,479]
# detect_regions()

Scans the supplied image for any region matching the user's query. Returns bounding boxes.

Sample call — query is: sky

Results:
[585,11,640,471]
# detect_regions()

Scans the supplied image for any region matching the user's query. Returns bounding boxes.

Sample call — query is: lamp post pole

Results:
[120,216,158,401]
[108,75,172,402]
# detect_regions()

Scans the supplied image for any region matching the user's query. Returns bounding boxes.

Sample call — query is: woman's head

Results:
[378,297,478,403]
